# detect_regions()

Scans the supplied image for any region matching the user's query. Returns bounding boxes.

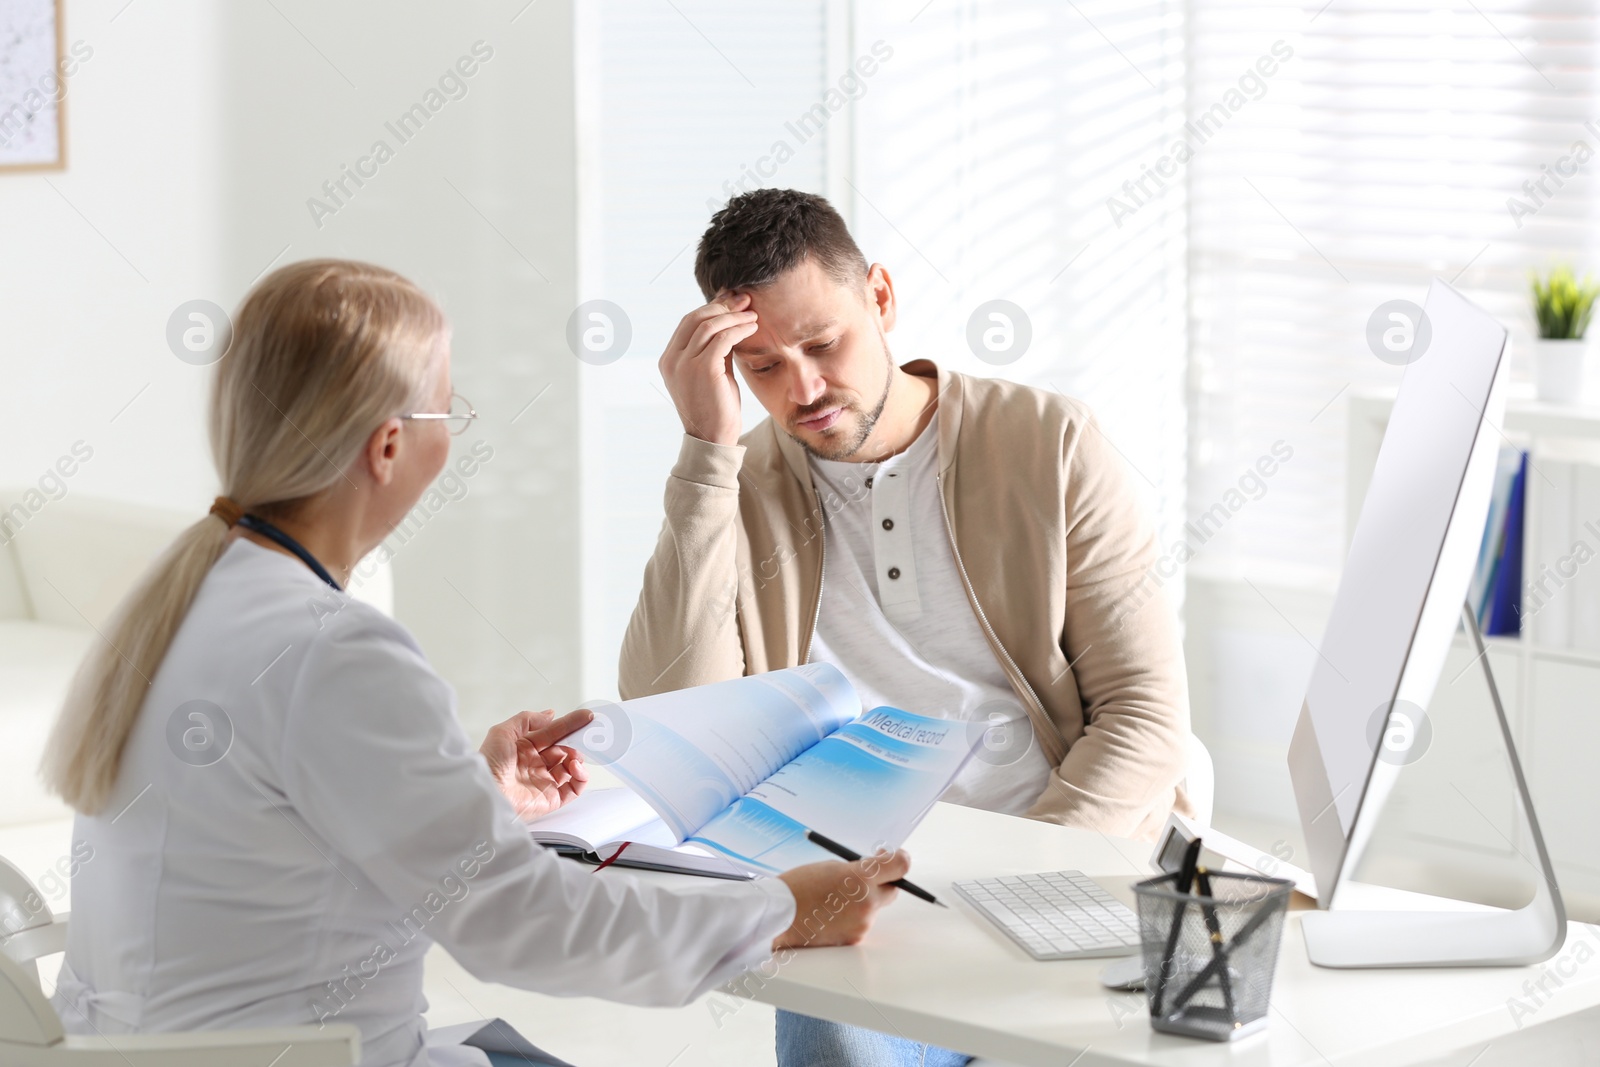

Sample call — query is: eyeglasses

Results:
[401,391,478,436]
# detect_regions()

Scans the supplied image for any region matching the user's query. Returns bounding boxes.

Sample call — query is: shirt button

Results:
[866,476,874,488]
[887,566,901,580]
[882,518,894,531]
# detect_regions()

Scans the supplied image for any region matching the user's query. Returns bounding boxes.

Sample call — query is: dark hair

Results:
[694,189,868,300]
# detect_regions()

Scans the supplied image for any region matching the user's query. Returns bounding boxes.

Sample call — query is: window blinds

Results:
[849,0,1190,593]
[1187,0,1600,587]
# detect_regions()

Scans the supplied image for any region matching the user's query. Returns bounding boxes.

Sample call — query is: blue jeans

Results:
[776,1010,972,1067]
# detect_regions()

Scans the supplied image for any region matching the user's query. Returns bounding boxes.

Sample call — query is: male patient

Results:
[620,189,1191,1067]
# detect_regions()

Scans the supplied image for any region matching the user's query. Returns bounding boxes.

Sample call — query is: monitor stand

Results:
[1301,603,1566,968]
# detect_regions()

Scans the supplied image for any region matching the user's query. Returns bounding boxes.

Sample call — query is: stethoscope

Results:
[237,514,343,592]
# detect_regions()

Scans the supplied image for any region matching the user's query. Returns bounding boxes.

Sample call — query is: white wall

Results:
[215,0,584,734]
[1,0,585,736]
[1185,572,1329,842]
[0,0,223,512]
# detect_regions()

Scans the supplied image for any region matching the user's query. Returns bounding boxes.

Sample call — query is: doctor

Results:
[38,259,909,1067]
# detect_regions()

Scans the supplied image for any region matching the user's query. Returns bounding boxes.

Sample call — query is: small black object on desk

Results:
[1150,835,1203,1016]
[1150,836,1238,1024]
[1138,833,1293,1042]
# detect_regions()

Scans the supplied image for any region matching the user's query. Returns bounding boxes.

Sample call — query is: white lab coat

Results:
[53,539,795,1067]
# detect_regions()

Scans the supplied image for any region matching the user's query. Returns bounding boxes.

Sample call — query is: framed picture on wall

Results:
[0,0,66,171]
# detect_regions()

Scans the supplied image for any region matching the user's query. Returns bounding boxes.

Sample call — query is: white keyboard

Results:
[954,870,1142,961]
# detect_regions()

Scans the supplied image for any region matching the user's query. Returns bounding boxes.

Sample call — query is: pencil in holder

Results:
[1132,869,1292,1042]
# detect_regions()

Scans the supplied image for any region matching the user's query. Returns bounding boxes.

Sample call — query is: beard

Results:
[788,344,895,461]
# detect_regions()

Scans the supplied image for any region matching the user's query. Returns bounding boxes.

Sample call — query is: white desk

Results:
[720,802,1600,1066]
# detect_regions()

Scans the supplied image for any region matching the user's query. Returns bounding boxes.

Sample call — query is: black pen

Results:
[804,830,946,907]
[1194,865,1237,1025]
[1152,836,1203,1016]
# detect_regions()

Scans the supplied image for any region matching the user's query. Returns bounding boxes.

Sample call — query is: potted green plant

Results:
[1530,266,1599,404]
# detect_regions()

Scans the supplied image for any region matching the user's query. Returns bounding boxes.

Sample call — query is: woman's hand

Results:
[480,708,594,822]
[773,849,911,950]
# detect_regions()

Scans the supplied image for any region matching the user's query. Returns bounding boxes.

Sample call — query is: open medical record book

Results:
[526,663,986,879]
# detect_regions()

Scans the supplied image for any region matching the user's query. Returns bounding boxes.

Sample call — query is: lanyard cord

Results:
[237,514,344,592]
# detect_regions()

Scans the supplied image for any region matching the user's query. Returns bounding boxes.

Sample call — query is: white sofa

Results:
[0,493,392,828]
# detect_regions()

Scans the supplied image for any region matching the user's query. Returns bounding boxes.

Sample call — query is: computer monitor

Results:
[1287,278,1565,967]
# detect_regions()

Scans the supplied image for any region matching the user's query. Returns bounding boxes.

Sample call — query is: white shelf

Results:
[1351,388,1600,439]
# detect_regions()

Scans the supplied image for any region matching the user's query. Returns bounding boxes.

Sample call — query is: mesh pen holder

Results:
[1133,870,1292,1042]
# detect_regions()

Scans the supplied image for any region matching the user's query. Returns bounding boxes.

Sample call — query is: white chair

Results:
[0,855,357,1066]
[1183,732,1216,828]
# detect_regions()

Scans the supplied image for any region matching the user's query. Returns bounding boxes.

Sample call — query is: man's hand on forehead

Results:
[656,290,759,446]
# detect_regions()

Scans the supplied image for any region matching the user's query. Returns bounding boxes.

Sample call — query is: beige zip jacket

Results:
[619,359,1192,841]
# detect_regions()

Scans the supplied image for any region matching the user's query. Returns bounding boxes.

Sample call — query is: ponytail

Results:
[40,515,234,813]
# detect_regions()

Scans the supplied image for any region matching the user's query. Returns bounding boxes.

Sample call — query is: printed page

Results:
[562,664,860,841]
[686,706,979,875]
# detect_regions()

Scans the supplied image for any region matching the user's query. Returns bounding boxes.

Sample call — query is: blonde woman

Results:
[39,260,909,1067]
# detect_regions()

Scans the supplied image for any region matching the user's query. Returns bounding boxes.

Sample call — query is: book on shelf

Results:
[1471,447,1524,630]
[1485,451,1527,637]
[1472,447,1525,636]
